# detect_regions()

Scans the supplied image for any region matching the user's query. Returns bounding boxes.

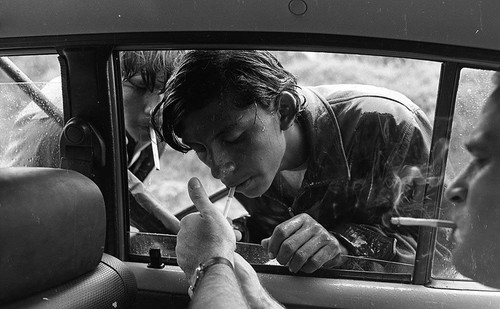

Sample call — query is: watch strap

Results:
[188,256,234,298]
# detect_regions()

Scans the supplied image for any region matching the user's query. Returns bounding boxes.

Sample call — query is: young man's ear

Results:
[277,91,297,130]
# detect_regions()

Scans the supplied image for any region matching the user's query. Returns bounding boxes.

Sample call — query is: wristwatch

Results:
[188,256,234,298]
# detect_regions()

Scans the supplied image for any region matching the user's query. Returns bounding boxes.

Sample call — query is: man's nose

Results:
[444,179,467,204]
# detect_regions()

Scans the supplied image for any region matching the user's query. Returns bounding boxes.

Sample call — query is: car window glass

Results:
[0,55,62,169]
[127,50,442,279]
[432,67,496,280]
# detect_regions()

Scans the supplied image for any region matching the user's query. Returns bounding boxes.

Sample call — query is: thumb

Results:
[188,177,213,216]
[261,237,270,251]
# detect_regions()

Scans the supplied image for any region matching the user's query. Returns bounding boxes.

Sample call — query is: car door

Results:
[3,1,500,308]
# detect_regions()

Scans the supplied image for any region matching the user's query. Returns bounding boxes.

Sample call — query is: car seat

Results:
[0,167,137,308]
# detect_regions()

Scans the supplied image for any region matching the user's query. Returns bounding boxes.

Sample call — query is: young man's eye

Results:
[131,82,147,90]
[192,146,207,162]
[224,133,244,145]
[154,82,166,94]
[124,78,147,90]
[470,156,489,169]
[189,144,206,153]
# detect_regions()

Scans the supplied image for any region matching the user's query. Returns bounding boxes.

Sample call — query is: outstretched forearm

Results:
[190,264,249,309]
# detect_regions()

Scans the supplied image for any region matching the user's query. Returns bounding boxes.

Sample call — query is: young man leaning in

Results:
[153,49,449,273]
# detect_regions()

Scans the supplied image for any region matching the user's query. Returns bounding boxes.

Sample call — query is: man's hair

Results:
[121,50,183,93]
[151,50,301,153]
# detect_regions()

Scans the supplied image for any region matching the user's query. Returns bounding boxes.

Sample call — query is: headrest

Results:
[0,167,106,304]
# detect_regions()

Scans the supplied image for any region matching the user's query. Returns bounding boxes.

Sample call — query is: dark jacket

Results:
[235,84,435,270]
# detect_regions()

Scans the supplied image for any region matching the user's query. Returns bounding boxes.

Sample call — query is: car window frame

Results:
[3,32,500,290]
[105,40,499,288]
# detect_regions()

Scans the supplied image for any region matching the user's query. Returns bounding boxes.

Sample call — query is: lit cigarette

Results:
[222,187,236,218]
[391,217,457,229]
[150,127,161,170]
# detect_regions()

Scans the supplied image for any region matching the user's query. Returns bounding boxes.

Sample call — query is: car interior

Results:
[0,167,137,308]
[2,1,500,308]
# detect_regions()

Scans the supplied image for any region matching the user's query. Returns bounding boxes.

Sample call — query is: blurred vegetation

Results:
[448,68,494,179]
[279,52,441,120]
[0,55,60,154]
[0,51,495,216]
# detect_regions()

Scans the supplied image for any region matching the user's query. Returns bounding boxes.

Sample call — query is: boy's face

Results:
[180,98,287,198]
[445,90,500,288]
[122,73,165,147]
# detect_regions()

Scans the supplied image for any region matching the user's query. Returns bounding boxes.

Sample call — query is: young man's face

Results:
[445,90,500,288]
[180,98,287,198]
[122,73,165,146]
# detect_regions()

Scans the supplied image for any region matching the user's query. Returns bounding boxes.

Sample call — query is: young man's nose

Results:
[144,98,160,115]
[211,161,236,180]
[144,104,153,115]
[203,145,235,180]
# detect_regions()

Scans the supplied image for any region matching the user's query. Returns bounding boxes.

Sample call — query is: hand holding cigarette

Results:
[149,127,161,170]
[176,178,236,279]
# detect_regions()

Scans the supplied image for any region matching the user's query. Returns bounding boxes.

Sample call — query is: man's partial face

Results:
[445,90,500,288]
[180,99,287,198]
[122,73,165,147]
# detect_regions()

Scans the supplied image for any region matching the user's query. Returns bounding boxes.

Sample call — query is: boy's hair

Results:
[121,50,183,93]
[151,50,301,153]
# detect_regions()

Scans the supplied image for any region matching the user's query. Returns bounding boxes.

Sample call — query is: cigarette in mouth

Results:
[390,217,457,229]
[222,187,236,218]
[150,127,161,170]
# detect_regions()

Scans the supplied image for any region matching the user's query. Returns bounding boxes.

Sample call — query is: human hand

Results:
[261,213,347,273]
[227,218,243,241]
[175,177,236,279]
[234,253,284,309]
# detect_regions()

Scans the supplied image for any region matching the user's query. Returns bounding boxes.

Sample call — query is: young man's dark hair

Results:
[122,50,181,94]
[120,50,183,181]
[152,50,302,152]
